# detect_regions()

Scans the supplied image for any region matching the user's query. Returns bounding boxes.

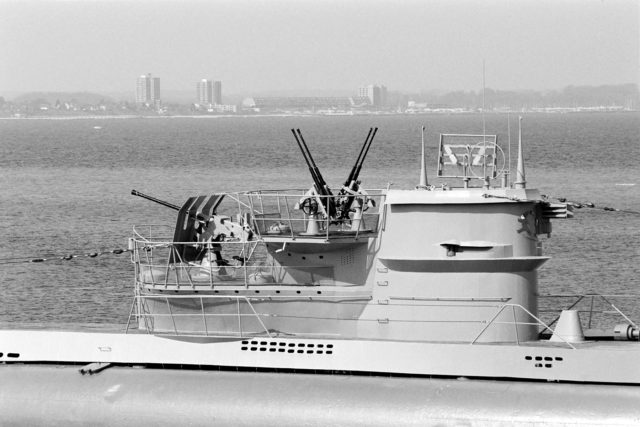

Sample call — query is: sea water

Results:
[0,113,639,329]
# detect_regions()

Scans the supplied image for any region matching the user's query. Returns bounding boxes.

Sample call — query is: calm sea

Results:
[1,113,639,329]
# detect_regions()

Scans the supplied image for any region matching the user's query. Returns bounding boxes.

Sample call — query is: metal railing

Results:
[127,294,272,338]
[130,235,348,290]
[244,189,385,240]
[131,236,266,289]
[125,291,640,346]
[469,303,577,349]
[539,293,640,331]
[126,293,373,337]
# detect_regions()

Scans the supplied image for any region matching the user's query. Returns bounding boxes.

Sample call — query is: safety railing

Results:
[127,293,374,337]
[127,294,273,338]
[125,291,640,345]
[469,303,577,348]
[131,236,264,288]
[130,231,346,289]
[243,189,385,240]
[538,293,640,331]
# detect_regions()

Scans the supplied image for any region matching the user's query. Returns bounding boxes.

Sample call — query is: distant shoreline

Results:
[1,110,637,121]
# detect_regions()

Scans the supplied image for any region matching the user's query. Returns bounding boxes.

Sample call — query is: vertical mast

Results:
[505,112,512,188]
[417,126,429,189]
[482,60,487,180]
[515,116,527,189]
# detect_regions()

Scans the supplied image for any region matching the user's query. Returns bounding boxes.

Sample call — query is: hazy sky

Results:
[1,0,638,96]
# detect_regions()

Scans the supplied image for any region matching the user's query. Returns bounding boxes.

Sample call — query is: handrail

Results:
[132,189,386,240]
[135,294,373,300]
[131,296,575,345]
[540,293,640,329]
[470,303,577,349]
[133,295,276,338]
[129,291,638,343]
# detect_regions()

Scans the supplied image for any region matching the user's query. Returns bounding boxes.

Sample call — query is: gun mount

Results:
[292,128,378,227]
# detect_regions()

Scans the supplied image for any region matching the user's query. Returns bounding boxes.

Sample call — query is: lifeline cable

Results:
[482,193,640,215]
[0,247,132,265]
[547,196,640,215]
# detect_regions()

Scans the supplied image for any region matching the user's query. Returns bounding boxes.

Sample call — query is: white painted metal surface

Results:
[1,365,639,426]
[3,330,640,384]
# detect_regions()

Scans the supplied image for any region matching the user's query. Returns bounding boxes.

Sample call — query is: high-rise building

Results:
[196,79,212,104]
[379,85,388,107]
[136,74,161,105]
[196,79,222,105]
[213,80,222,105]
[358,84,387,107]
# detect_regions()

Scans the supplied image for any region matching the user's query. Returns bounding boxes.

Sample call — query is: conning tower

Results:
[358,129,570,343]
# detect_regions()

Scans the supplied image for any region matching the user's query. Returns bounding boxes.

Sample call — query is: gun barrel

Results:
[294,129,333,197]
[292,129,336,217]
[131,189,180,211]
[292,129,323,192]
[344,127,374,187]
[335,127,378,221]
[353,127,378,181]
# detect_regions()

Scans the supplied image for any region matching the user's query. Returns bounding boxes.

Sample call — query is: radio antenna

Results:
[515,116,527,189]
[482,60,487,182]
[507,112,512,187]
[417,126,429,189]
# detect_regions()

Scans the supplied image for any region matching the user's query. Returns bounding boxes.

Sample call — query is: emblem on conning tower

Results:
[436,134,505,181]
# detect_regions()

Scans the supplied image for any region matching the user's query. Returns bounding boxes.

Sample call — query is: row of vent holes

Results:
[525,356,563,362]
[242,341,333,349]
[526,355,562,368]
[242,347,332,354]
[0,353,19,358]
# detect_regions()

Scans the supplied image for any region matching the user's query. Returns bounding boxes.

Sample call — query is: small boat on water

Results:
[2,123,640,424]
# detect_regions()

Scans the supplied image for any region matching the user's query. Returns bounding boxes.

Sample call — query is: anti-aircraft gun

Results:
[334,127,377,221]
[292,128,378,228]
[291,129,336,218]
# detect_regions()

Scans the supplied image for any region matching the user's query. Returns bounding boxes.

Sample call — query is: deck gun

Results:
[335,127,378,221]
[131,189,221,231]
[131,189,252,261]
[131,189,182,211]
[291,129,336,218]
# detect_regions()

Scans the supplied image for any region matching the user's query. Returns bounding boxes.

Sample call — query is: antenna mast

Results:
[506,112,512,188]
[417,126,429,190]
[481,60,489,187]
[515,116,527,189]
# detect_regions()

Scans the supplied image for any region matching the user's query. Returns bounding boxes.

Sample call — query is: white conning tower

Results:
[357,129,567,344]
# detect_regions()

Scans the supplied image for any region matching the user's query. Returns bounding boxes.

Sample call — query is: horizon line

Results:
[3,82,639,100]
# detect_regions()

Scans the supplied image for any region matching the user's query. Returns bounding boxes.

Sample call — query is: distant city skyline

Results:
[1,0,638,96]
[2,81,636,116]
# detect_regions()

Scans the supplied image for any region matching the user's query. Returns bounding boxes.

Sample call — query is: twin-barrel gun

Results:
[292,128,377,221]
